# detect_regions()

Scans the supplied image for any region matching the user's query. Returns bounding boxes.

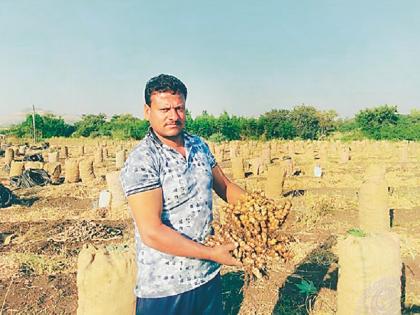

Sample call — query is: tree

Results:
[41,114,75,137]
[259,110,296,139]
[7,113,75,138]
[317,110,338,138]
[188,111,217,138]
[238,117,263,139]
[108,114,149,139]
[355,105,399,139]
[73,114,108,137]
[290,105,320,139]
[215,111,241,141]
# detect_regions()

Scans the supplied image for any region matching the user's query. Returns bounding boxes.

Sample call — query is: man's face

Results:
[144,91,186,139]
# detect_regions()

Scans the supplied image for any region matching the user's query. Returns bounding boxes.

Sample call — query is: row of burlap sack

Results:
[77,244,137,315]
[337,232,402,315]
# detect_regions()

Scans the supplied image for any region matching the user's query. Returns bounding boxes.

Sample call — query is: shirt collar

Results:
[147,127,193,150]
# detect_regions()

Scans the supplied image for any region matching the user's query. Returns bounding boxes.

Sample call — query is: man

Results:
[120,74,245,315]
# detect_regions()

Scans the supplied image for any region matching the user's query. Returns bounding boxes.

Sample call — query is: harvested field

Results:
[1,139,420,314]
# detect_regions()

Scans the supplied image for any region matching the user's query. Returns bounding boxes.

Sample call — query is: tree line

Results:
[4,105,420,141]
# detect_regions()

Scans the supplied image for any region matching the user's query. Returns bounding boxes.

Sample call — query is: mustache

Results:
[165,121,182,126]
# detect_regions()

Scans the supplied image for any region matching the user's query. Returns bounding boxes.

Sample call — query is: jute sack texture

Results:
[337,233,402,315]
[215,145,224,161]
[79,159,96,184]
[359,165,389,233]
[44,162,62,182]
[59,146,69,159]
[18,145,27,155]
[77,244,136,315]
[400,144,409,163]
[4,148,14,165]
[251,157,265,176]
[265,165,286,198]
[231,157,245,180]
[48,151,59,163]
[282,158,294,177]
[24,161,44,170]
[106,171,126,208]
[115,150,126,169]
[102,147,108,158]
[94,149,104,165]
[262,147,271,164]
[340,147,351,164]
[77,146,85,157]
[65,159,80,183]
[9,161,24,177]
[240,144,251,159]
[229,143,238,160]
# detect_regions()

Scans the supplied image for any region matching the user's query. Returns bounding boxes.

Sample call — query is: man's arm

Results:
[212,164,246,204]
[127,188,240,266]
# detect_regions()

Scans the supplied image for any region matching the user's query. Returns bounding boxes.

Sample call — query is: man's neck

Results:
[153,130,184,149]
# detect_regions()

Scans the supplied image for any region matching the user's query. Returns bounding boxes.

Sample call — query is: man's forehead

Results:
[150,91,185,105]
[150,90,184,98]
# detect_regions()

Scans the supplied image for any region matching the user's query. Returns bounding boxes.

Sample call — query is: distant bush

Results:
[5,104,420,141]
[354,105,420,140]
[7,114,75,138]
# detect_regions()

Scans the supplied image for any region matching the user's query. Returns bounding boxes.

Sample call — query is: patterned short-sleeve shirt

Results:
[120,128,220,298]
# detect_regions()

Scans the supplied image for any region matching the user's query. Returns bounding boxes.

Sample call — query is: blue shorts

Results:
[136,273,223,315]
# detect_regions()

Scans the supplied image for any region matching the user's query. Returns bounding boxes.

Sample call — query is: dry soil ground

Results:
[0,139,419,314]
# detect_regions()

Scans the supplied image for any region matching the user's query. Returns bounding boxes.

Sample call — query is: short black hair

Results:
[144,74,187,106]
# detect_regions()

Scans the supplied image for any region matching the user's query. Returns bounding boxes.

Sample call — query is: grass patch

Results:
[14,253,73,276]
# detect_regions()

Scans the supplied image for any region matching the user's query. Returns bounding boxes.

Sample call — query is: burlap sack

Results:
[290,142,297,155]
[319,147,328,163]
[262,147,271,164]
[359,165,389,233]
[102,147,108,159]
[340,147,351,163]
[251,157,265,176]
[9,161,24,177]
[240,144,251,159]
[94,149,104,165]
[48,151,59,163]
[77,244,136,315]
[65,159,80,183]
[24,161,44,170]
[115,150,126,169]
[231,157,245,180]
[59,146,69,159]
[337,233,402,315]
[282,158,294,176]
[106,171,126,208]
[18,145,27,155]
[79,160,96,184]
[400,144,409,163]
[215,145,224,162]
[229,144,238,160]
[265,165,286,198]
[45,162,62,182]
[78,146,85,157]
[4,148,14,165]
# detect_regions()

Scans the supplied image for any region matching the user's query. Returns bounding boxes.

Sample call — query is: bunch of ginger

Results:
[206,191,293,280]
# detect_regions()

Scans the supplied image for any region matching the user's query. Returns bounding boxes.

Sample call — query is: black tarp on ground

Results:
[0,183,13,208]
[10,169,51,189]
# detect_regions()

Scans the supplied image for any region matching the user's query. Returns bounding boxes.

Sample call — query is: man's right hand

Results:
[209,243,242,267]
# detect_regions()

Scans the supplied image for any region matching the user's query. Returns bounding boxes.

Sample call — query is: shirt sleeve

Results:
[203,141,217,168]
[120,149,161,197]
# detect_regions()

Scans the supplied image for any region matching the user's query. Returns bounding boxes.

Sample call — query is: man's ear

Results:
[144,104,150,121]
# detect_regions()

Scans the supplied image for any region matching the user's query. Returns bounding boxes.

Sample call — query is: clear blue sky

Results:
[1,0,419,123]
